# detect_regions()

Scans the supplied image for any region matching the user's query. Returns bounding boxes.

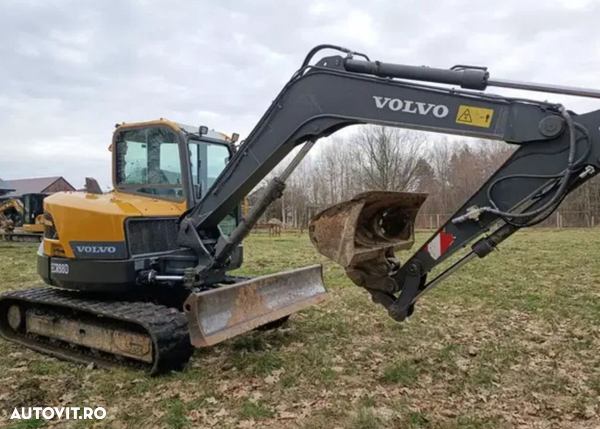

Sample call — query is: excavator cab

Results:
[112,121,238,233]
[36,120,245,292]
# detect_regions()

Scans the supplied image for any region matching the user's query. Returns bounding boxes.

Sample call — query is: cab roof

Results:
[174,122,231,142]
[116,119,232,143]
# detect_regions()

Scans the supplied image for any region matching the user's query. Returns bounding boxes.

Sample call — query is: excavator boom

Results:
[180,44,600,325]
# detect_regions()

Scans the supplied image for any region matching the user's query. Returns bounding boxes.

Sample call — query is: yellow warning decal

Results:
[456,105,494,128]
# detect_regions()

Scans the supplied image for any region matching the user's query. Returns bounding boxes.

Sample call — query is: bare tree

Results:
[351,125,426,192]
[425,137,455,214]
[247,127,600,230]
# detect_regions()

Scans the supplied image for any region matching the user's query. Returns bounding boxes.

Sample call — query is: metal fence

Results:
[416,211,599,230]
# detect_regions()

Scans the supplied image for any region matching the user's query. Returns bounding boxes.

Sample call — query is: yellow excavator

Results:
[1,44,600,374]
[0,194,45,242]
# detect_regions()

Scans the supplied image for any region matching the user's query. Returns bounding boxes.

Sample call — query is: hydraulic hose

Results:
[453,106,581,226]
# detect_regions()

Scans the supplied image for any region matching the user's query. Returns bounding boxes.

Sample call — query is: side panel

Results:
[43,191,186,259]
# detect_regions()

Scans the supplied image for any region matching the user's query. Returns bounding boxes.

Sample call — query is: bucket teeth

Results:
[184,264,328,347]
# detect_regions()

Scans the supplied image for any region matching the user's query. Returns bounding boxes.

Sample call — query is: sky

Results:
[1,0,600,190]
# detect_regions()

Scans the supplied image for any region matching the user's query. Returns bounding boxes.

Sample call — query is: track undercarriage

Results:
[0,288,193,374]
[0,231,42,243]
[0,265,327,374]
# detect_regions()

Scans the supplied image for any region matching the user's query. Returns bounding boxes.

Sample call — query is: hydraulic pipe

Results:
[213,139,317,265]
[155,275,184,282]
[414,251,476,303]
[487,78,600,99]
[344,58,600,99]
[413,223,519,303]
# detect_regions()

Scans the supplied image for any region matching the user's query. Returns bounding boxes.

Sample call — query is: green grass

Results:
[163,397,190,429]
[1,230,600,428]
[380,359,419,385]
[5,420,46,429]
[238,400,274,420]
[406,411,430,428]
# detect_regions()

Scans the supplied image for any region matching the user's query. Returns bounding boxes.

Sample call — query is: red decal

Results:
[439,231,454,254]
[426,230,455,260]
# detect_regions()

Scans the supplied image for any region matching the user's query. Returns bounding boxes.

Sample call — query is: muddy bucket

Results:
[184,265,328,347]
[308,191,428,268]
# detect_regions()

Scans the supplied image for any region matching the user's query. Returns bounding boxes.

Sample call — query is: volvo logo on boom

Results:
[373,96,449,118]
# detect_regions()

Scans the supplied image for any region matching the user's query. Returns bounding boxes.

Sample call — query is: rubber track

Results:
[0,287,194,375]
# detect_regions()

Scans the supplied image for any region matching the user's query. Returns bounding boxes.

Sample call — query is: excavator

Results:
[0,194,45,242]
[1,44,600,374]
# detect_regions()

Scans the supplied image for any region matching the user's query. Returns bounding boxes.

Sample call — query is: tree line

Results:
[249,125,600,229]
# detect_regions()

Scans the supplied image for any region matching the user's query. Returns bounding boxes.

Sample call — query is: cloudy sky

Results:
[1,0,599,189]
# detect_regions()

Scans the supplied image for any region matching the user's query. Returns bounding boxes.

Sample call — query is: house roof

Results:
[0,178,14,192]
[4,176,66,198]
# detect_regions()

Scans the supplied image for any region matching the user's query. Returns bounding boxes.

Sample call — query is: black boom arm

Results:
[178,46,600,317]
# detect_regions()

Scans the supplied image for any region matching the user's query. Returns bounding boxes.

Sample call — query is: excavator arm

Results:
[178,45,600,322]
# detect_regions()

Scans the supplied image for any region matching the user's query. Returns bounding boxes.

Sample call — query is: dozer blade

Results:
[309,191,428,268]
[184,264,328,347]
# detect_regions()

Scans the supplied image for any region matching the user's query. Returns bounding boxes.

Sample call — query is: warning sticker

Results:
[425,230,455,260]
[456,105,494,128]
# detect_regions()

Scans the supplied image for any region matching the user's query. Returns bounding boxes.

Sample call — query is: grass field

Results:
[1,230,600,428]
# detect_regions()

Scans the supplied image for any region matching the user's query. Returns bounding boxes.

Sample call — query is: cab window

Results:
[188,141,230,197]
[188,141,235,234]
[115,127,184,201]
